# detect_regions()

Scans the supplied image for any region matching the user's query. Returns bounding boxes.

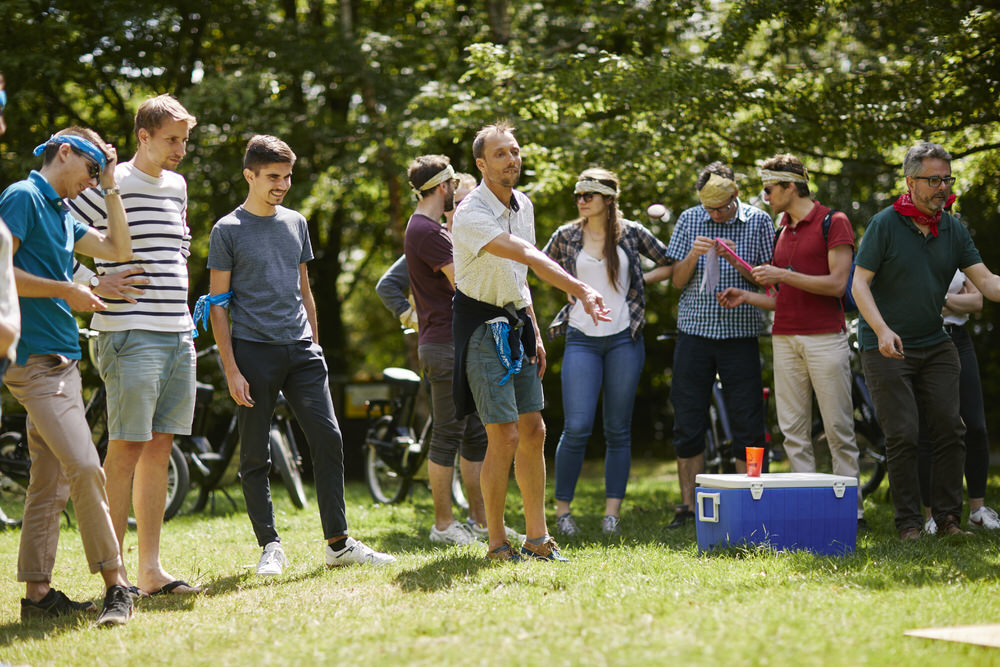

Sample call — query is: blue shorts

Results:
[97,330,196,441]
[465,323,544,425]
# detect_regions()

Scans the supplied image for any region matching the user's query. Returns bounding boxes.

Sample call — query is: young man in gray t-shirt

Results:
[207,135,394,575]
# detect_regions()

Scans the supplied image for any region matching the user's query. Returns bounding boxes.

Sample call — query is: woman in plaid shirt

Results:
[542,168,673,537]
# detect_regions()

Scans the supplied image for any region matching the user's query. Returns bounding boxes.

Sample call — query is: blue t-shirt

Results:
[0,171,89,364]
[207,205,314,344]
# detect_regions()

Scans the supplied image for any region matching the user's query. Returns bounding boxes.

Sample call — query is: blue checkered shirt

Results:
[666,200,775,339]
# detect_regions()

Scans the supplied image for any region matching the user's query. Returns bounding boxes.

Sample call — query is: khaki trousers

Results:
[772,333,864,517]
[4,355,121,581]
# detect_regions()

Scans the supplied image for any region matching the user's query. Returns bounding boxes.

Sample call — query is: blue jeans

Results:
[554,328,644,502]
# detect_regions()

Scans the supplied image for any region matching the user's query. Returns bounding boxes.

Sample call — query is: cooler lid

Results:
[695,472,858,489]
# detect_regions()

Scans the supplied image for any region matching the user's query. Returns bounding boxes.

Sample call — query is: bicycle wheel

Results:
[270,425,307,509]
[364,415,411,504]
[451,451,469,511]
[0,429,29,528]
[163,442,190,521]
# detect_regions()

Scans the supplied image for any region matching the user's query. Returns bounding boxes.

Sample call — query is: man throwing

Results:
[852,141,1000,539]
[1,128,134,625]
[208,135,394,575]
[451,121,610,561]
[665,161,774,528]
[69,94,201,596]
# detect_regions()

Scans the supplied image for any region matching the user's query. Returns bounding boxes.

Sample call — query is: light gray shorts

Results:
[465,323,544,425]
[97,330,196,441]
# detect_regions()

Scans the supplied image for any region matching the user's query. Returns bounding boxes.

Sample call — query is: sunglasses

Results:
[72,148,101,179]
[575,192,598,203]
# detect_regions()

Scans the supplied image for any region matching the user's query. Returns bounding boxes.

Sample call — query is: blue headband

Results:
[32,134,107,170]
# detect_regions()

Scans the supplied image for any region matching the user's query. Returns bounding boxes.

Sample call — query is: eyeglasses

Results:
[913,175,957,188]
[704,196,736,213]
[72,148,101,179]
[575,192,598,203]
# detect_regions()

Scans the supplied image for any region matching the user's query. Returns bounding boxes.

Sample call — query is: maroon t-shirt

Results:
[772,202,854,335]
[404,213,455,344]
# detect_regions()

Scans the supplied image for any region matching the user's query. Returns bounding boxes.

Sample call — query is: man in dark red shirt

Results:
[717,153,865,527]
[404,155,490,545]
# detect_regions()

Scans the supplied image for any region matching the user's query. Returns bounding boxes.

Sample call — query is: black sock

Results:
[329,537,349,551]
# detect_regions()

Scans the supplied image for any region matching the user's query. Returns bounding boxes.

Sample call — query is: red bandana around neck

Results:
[893,191,957,237]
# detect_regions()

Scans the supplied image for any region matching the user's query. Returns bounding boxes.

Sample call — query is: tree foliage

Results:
[1,0,998,440]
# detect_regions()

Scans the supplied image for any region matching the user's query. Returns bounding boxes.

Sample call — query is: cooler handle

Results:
[832,481,846,499]
[697,491,720,523]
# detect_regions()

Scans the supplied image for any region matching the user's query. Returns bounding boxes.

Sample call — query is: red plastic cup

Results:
[745,447,764,477]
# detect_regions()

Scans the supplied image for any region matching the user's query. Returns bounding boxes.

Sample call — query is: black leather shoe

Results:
[667,508,695,529]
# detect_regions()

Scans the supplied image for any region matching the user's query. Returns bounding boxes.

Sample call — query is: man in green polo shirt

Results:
[852,141,1000,540]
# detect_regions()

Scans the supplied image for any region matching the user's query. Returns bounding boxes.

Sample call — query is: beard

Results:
[444,194,455,212]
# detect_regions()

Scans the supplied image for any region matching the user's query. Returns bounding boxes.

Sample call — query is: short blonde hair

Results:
[134,94,197,138]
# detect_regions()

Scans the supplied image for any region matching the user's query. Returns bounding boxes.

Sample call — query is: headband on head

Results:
[574,179,617,197]
[411,164,455,200]
[698,173,738,208]
[32,134,107,171]
[759,168,808,187]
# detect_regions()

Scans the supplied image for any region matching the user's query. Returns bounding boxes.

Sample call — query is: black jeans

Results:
[233,338,347,546]
[861,340,964,532]
[669,334,765,464]
[918,324,989,504]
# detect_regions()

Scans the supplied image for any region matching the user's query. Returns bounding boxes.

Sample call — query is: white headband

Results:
[698,173,738,208]
[759,168,808,186]
[411,164,455,200]
[574,179,617,197]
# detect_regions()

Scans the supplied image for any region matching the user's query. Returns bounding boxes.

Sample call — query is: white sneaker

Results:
[257,541,285,576]
[924,517,938,535]
[325,537,396,567]
[970,506,1000,530]
[429,521,476,545]
[555,512,581,537]
[465,519,523,542]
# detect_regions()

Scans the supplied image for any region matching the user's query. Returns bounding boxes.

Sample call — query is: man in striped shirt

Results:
[69,95,201,596]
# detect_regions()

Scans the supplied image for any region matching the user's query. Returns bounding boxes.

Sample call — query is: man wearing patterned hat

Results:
[664,161,774,529]
[852,141,1000,540]
[0,127,135,624]
[716,153,865,528]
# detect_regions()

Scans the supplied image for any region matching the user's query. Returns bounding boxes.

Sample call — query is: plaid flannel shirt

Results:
[666,200,775,339]
[542,219,672,340]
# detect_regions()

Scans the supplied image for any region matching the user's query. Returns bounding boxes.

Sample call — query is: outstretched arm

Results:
[960,263,1000,304]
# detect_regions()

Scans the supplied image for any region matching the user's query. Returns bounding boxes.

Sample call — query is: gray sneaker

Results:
[429,521,476,545]
[96,585,133,627]
[601,515,621,536]
[555,512,580,537]
[257,541,286,576]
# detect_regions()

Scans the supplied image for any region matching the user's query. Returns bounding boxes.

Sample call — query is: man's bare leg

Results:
[460,456,486,527]
[513,411,547,540]
[132,432,188,592]
[482,422,519,550]
[427,460,458,530]
[103,439,143,584]
[678,452,705,509]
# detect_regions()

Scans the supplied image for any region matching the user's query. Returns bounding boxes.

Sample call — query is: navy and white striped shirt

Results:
[68,161,193,332]
[666,200,775,339]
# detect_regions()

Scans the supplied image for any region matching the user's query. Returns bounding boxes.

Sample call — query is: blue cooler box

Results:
[695,472,857,555]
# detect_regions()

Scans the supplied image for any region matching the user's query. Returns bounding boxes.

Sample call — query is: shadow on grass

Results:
[393,552,490,592]
[0,607,98,646]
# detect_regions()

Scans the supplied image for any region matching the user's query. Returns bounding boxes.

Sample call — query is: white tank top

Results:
[569,246,631,336]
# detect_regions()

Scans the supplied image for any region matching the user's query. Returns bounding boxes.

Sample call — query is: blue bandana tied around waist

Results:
[486,316,523,385]
[192,292,233,338]
[32,134,108,170]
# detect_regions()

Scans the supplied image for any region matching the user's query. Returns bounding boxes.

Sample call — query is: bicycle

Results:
[362,366,467,508]
[181,344,307,514]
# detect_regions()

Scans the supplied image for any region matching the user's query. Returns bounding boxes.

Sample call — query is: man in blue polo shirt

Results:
[852,141,1000,540]
[665,161,775,528]
[0,127,135,625]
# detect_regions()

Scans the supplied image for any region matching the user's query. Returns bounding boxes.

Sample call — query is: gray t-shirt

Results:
[207,205,314,343]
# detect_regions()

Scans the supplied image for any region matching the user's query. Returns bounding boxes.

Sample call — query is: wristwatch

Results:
[101,186,121,197]
[90,275,101,289]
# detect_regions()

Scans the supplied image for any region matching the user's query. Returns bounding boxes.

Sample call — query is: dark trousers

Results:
[670,334,765,463]
[918,325,989,503]
[861,340,965,532]
[233,338,347,546]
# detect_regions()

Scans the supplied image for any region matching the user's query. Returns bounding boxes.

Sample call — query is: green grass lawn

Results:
[0,459,998,666]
